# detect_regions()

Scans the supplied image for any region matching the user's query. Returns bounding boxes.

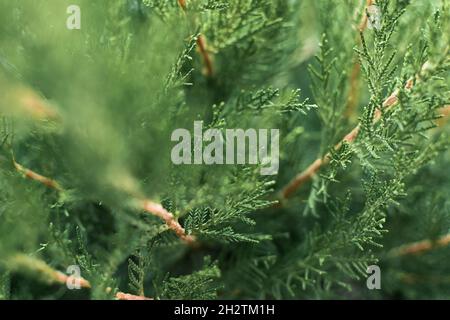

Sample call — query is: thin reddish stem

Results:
[389,233,450,256]
[116,292,154,300]
[54,271,92,289]
[141,200,196,245]
[196,35,214,77]
[345,0,374,118]
[177,0,214,77]
[13,161,62,191]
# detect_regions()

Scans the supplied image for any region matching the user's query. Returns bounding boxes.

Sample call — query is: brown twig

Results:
[345,0,374,119]
[178,0,187,10]
[57,269,153,300]
[141,200,196,244]
[389,233,450,257]
[177,0,214,77]
[0,72,61,122]
[54,270,92,289]
[196,35,214,77]
[6,255,152,300]
[13,161,62,191]
[115,292,153,300]
[399,272,450,285]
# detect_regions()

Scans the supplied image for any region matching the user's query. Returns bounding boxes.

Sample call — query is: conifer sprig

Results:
[279,55,448,201]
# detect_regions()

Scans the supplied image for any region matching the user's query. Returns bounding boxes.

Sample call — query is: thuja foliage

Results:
[0,0,449,300]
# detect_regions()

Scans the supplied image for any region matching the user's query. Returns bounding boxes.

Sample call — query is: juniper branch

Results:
[279,61,432,201]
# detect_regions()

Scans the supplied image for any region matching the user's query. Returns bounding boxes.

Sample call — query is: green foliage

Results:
[159,258,221,300]
[0,0,449,300]
[0,272,10,300]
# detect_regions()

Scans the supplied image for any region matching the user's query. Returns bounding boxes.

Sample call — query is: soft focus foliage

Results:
[0,0,449,299]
